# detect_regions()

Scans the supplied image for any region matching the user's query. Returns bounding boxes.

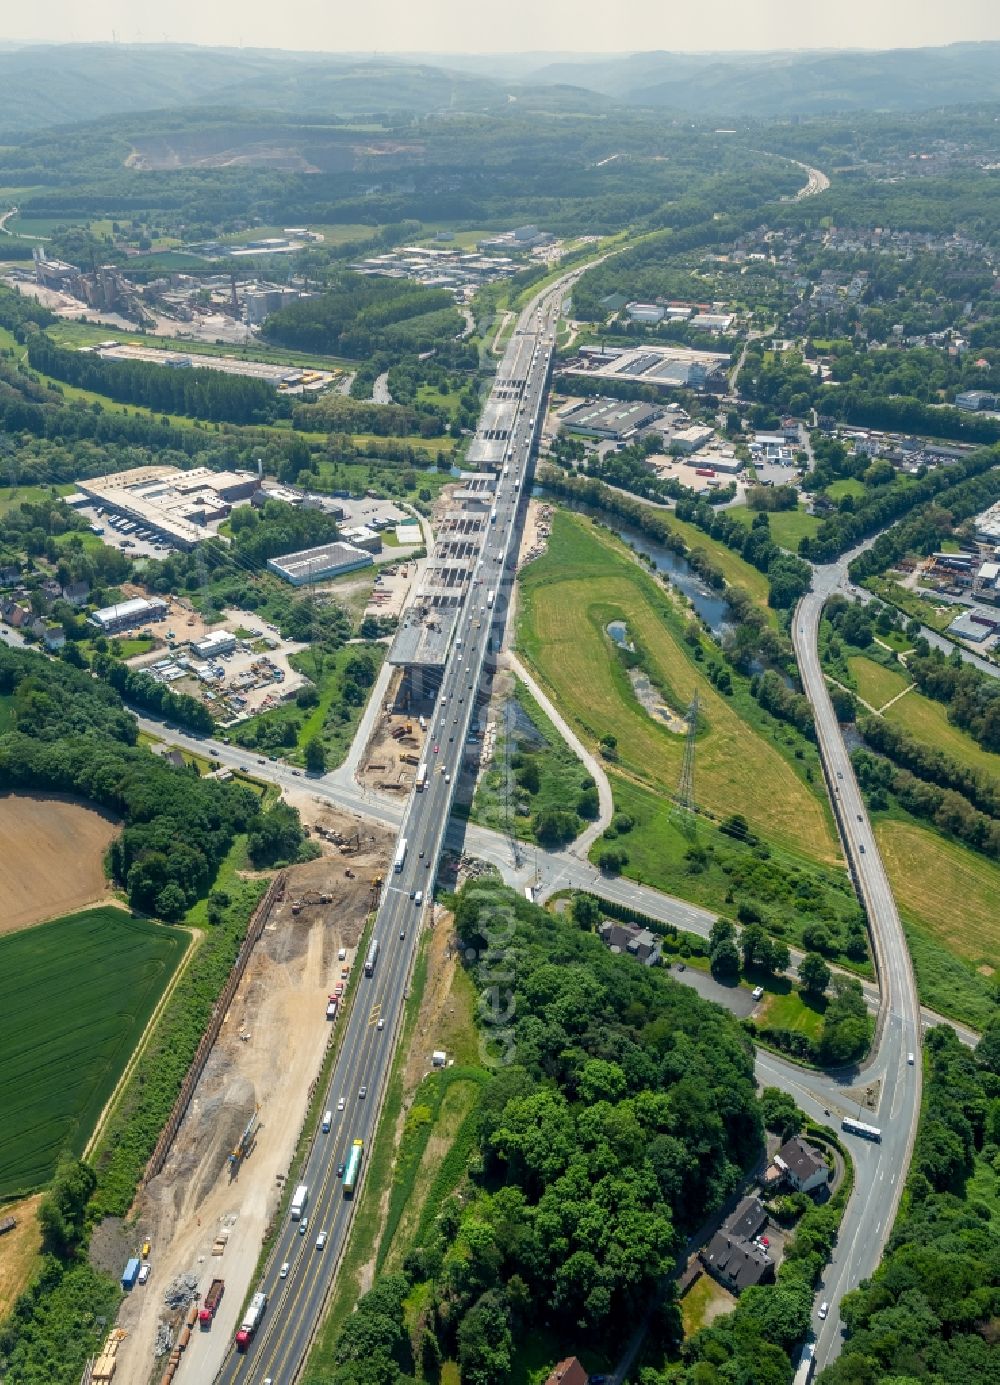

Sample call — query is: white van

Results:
[322,1110,332,1133]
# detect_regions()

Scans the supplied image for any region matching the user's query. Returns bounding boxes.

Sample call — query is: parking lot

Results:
[72,502,175,559]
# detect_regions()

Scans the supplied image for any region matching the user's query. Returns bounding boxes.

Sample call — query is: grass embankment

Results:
[875,818,1000,1027]
[470,678,592,844]
[306,939,487,1382]
[0,908,187,1199]
[594,778,867,969]
[848,655,909,710]
[517,511,837,862]
[0,483,76,513]
[727,503,821,551]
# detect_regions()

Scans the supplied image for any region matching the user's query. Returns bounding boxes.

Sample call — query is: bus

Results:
[393,837,408,873]
[343,1138,364,1196]
[365,938,380,977]
[841,1116,882,1142]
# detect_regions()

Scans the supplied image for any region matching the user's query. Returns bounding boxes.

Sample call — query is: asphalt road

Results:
[791,558,923,1365]
[213,268,580,1384]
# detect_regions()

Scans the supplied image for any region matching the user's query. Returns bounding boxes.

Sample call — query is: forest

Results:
[262,276,463,358]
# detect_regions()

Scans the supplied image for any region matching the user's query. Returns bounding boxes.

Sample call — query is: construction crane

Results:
[228,1106,260,1177]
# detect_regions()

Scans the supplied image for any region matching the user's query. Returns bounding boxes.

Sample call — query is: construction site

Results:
[103,813,392,1385]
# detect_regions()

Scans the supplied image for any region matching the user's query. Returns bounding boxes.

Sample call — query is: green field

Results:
[850,654,1000,781]
[728,503,820,551]
[518,512,837,860]
[826,478,866,501]
[0,483,76,513]
[757,983,826,1040]
[848,655,910,710]
[0,908,187,1197]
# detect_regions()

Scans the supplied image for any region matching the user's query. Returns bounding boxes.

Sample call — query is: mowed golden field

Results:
[518,513,838,862]
[0,794,119,934]
[875,819,1000,967]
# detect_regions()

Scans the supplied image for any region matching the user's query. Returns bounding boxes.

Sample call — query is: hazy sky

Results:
[5,0,1000,54]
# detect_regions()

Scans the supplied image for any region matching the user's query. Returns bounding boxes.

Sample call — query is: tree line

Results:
[853,746,1000,860]
[26,336,284,426]
[811,442,1000,566]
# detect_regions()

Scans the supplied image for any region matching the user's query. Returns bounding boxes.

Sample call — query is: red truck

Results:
[695,467,716,477]
[198,1278,225,1328]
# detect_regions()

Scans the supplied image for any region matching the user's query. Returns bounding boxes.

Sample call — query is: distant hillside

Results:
[527,42,1000,115]
[1,41,998,130]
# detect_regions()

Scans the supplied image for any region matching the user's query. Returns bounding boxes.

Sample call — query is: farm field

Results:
[875,819,1000,968]
[0,1193,43,1321]
[0,794,119,934]
[0,907,187,1198]
[518,512,837,860]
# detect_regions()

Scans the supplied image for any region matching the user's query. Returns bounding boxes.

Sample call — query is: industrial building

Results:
[955,390,996,412]
[567,342,728,393]
[558,397,659,441]
[974,500,1000,545]
[77,465,259,548]
[89,597,168,634]
[193,631,237,660]
[625,302,665,324]
[340,524,383,554]
[267,541,374,586]
[672,425,714,454]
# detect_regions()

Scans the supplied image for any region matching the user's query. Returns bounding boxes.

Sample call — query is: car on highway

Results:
[818,1301,829,1320]
[445,772,451,783]
[299,1217,308,1235]
[433,744,439,754]
[908,1052,915,1064]
[359,1085,368,1099]
[337,1096,345,1111]
[280,1262,290,1278]
[377,1018,385,1030]
[337,1161,345,1178]
[316,1231,327,1251]
[414,890,423,906]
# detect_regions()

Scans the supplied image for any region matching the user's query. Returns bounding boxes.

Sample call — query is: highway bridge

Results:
[214,268,579,1384]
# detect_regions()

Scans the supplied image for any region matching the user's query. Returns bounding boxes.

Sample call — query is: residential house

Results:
[700,1231,774,1293]
[31,618,66,650]
[61,579,91,606]
[699,1195,773,1293]
[773,1137,830,1195]
[598,919,661,966]
[544,1359,589,1385]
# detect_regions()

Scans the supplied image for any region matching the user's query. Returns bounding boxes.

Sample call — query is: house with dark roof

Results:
[544,1358,589,1385]
[773,1136,830,1195]
[699,1194,773,1293]
[725,1195,768,1242]
[598,918,660,966]
[700,1230,774,1293]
